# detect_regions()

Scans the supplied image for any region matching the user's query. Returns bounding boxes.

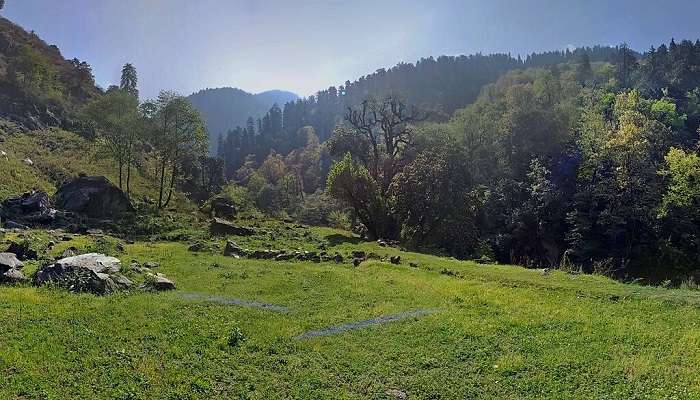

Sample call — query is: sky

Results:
[4,0,700,99]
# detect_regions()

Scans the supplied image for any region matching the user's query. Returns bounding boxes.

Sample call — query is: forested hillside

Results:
[215,46,623,174]
[187,88,298,152]
[224,39,700,282]
[0,16,99,131]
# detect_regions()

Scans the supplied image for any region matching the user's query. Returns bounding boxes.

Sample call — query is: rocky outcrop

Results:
[210,197,237,219]
[34,253,132,295]
[0,252,26,283]
[210,218,256,236]
[0,190,56,226]
[54,176,133,218]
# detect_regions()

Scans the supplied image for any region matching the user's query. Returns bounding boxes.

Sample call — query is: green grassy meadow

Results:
[2,222,700,399]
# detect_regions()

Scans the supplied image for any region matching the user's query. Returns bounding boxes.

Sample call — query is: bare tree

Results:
[345,96,424,191]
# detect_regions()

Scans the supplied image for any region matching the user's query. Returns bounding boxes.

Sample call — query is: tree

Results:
[326,153,394,239]
[83,90,141,195]
[0,1,5,10]
[120,63,139,98]
[146,92,208,208]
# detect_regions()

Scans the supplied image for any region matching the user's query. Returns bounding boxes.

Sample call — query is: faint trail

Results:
[296,309,438,339]
[180,292,291,313]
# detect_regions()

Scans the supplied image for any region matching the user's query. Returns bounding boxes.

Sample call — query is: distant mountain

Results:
[187,87,298,152]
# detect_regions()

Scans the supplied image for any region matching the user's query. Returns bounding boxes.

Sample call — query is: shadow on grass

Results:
[325,233,365,246]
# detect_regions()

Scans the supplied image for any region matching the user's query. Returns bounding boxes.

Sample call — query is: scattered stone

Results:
[60,246,78,258]
[142,273,176,291]
[2,268,27,284]
[351,250,366,260]
[209,196,237,219]
[144,262,159,269]
[223,241,245,258]
[390,255,401,265]
[115,243,125,252]
[86,229,104,236]
[54,176,133,218]
[34,253,129,295]
[23,157,33,166]
[6,241,38,260]
[0,252,24,271]
[353,258,362,267]
[210,218,256,236]
[296,309,438,339]
[409,262,419,268]
[4,221,27,230]
[385,389,408,400]
[0,254,27,283]
[540,268,551,276]
[0,191,55,225]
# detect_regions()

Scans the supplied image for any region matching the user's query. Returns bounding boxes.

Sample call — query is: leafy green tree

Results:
[83,90,141,194]
[145,92,208,208]
[326,153,394,239]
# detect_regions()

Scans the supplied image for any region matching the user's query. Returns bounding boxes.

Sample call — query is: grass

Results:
[2,222,700,399]
[0,127,190,209]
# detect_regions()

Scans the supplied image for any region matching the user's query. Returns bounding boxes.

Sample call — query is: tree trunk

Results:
[164,164,177,208]
[158,157,167,209]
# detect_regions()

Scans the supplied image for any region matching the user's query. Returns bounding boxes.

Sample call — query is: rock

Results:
[390,255,401,265]
[353,258,362,267]
[333,253,344,263]
[144,262,159,269]
[0,253,26,284]
[2,268,27,284]
[143,273,175,291]
[1,191,55,225]
[23,157,33,166]
[60,246,78,258]
[4,220,27,230]
[6,241,38,260]
[54,176,133,218]
[351,250,366,260]
[409,262,419,268]
[86,229,104,235]
[210,218,256,236]
[223,241,245,258]
[540,268,551,276]
[0,252,24,271]
[210,196,237,219]
[385,389,407,400]
[34,253,128,295]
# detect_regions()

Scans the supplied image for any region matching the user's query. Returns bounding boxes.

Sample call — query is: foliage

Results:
[326,153,394,239]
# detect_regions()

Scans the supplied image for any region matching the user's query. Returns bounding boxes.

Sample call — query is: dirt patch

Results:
[296,309,437,339]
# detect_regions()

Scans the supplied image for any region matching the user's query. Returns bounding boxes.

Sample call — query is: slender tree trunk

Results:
[158,157,167,209]
[126,142,132,198]
[164,164,177,208]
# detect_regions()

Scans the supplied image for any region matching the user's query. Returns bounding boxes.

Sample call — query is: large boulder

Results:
[54,176,133,218]
[34,253,131,295]
[210,218,256,236]
[0,252,27,284]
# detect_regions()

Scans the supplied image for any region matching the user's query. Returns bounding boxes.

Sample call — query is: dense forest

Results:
[222,39,700,282]
[215,45,624,174]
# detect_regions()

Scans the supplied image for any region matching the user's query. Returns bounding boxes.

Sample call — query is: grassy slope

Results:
[0,127,189,209]
[1,223,700,399]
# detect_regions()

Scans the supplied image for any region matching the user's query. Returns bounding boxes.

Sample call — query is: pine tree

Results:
[120,63,139,98]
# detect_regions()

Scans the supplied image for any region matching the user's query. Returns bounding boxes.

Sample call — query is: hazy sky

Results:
[4,0,700,99]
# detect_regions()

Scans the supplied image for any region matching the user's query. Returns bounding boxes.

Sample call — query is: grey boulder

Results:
[34,253,130,295]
